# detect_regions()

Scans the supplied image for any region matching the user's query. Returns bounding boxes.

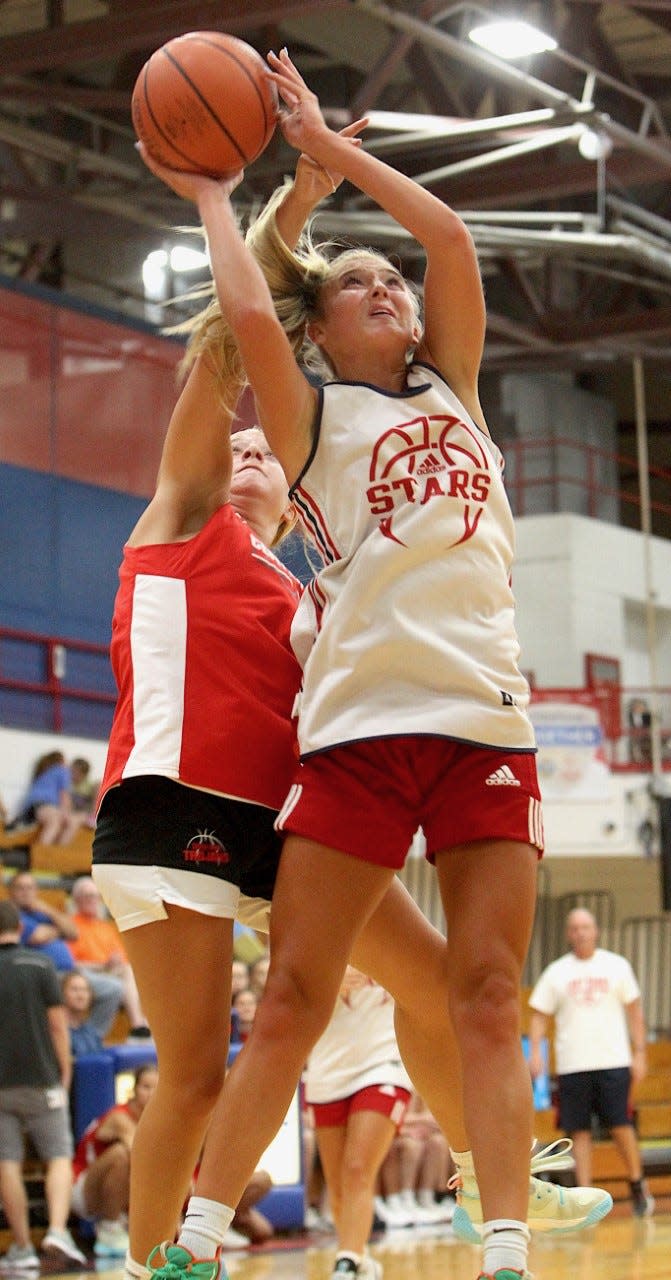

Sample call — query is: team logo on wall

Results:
[367,413,492,545]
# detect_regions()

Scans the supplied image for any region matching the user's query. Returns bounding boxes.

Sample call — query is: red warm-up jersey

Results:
[72,1103,132,1178]
[98,504,303,813]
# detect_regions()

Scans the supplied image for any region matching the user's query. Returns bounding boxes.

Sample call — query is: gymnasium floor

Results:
[34,1201,671,1280]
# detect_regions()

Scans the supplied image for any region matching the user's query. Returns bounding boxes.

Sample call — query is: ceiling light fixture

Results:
[577,128,614,161]
[170,245,209,273]
[468,19,558,60]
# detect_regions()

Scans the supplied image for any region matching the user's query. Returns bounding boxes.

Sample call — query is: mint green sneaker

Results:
[451,1138,613,1242]
[147,1243,227,1280]
[476,1271,532,1280]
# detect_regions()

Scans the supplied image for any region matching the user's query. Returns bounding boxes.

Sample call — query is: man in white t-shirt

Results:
[528,908,654,1218]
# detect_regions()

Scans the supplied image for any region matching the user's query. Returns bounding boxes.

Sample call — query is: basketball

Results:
[131,31,278,177]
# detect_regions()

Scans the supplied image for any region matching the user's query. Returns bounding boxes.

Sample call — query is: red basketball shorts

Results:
[275,735,543,869]
[308,1084,411,1130]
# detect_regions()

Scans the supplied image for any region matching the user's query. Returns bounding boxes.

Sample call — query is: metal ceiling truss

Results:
[0,1,670,367]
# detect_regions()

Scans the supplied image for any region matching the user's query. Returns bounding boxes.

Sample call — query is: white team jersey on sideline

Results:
[289,362,536,758]
[304,980,412,1103]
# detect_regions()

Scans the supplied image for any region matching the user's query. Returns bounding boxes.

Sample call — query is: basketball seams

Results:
[132,30,277,176]
[192,34,275,137]
[159,45,249,164]
[135,62,218,172]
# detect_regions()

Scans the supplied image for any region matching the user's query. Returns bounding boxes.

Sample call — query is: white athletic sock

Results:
[385,1193,404,1210]
[482,1220,530,1275]
[125,1254,150,1280]
[449,1147,474,1175]
[335,1250,361,1267]
[178,1196,235,1257]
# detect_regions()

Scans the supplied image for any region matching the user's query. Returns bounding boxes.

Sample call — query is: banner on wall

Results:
[529,697,612,801]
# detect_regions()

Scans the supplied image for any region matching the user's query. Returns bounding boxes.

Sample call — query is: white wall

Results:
[501,372,619,523]
[0,727,109,821]
[514,513,671,689]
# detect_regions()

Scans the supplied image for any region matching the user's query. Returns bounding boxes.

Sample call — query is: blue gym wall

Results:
[0,276,313,739]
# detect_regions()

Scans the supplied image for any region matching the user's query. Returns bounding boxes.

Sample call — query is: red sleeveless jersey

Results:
[72,1103,132,1178]
[98,504,303,812]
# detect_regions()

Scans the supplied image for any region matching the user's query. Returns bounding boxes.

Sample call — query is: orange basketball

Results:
[131,31,277,177]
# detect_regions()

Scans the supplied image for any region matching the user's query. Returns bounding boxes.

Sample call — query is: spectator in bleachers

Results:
[69,758,98,828]
[228,1170,275,1246]
[9,870,78,966]
[13,752,85,847]
[528,907,653,1218]
[376,1092,454,1228]
[61,970,105,1057]
[68,877,151,1040]
[71,1063,158,1258]
[248,953,270,1000]
[8,871,124,1039]
[231,960,250,1000]
[232,988,258,1043]
[0,899,86,1271]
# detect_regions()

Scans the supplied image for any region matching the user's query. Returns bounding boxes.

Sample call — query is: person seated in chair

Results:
[13,752,86,846]
[8,871,125,1040]
[71,1063,158,1256]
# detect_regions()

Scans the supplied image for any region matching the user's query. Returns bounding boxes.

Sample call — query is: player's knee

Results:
[260,966,336,1046]
[450,965,520,1044]
[162,1059,227,1113]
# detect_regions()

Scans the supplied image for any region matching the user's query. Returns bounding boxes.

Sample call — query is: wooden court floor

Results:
[45,1206,671,1280]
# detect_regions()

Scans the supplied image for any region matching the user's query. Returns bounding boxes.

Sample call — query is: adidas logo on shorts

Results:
[485,765,521,786]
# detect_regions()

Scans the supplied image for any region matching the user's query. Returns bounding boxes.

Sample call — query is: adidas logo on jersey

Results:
[485,765,521,786]
[415,452,444,476]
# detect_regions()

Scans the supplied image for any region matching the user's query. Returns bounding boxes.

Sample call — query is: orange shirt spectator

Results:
[68,913,127,968]
[66,877,150,1037]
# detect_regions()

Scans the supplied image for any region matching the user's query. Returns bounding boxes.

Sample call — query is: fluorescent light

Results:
[577,128,613,161]
[469,19,557,59]
[170,245,209,273]
[142,249,168,300]
[365,109,459,135]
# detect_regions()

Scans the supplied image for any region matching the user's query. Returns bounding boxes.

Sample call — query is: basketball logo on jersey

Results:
[182,829,230,865]
[366,413,492,546]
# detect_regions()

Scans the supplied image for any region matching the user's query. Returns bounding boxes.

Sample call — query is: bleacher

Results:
[0,823,94,878]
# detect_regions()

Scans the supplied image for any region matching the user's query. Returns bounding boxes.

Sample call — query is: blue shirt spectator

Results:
[62,970,105,1056]
[8,874,123,1039]
[24,761,72,810]
[69,1021,105,1056]
[14,750,85,846]
[9,873,76,972]
[19,906,75,971]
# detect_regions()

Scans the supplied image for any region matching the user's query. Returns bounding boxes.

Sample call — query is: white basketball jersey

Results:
[289,362,535,757]
[304,980,411,1103]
